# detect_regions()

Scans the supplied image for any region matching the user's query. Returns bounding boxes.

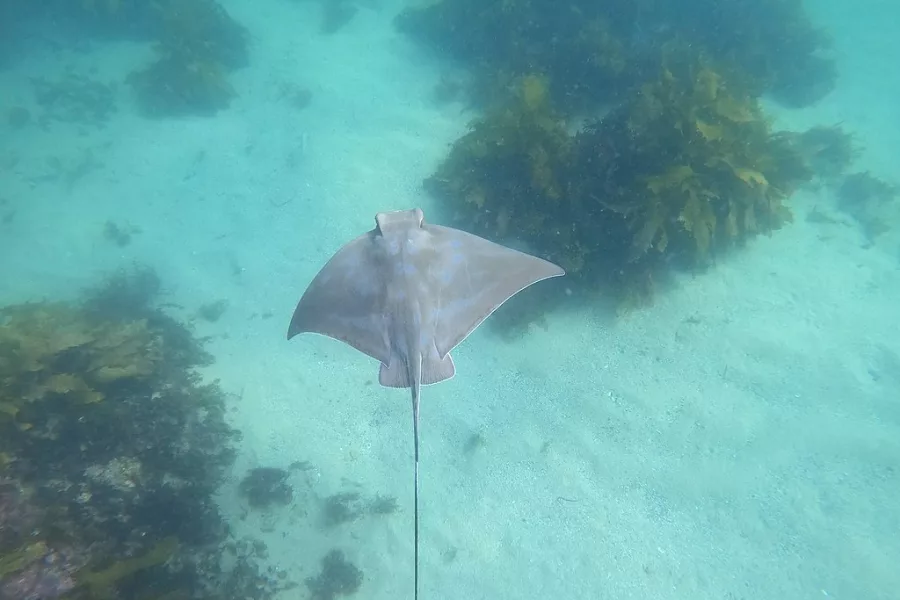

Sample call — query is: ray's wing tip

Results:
[543,259,566,279]
[287,320,324,343]
[287,305,309,340]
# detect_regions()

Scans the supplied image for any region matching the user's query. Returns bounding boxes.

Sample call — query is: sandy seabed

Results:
[1,0,898,598]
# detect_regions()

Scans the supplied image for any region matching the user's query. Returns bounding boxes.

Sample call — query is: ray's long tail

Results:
[411,382,421,600]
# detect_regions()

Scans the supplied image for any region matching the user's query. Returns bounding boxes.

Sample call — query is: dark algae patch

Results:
[0,267,284,600]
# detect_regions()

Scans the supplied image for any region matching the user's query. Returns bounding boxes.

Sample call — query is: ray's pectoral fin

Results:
[426,224,566,358]
[286,232,392,365]
[378,346,456,389]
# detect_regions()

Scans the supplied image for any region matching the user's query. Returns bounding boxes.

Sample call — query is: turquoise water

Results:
[1,1,898,599]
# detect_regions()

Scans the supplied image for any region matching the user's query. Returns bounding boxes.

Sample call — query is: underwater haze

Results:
[1,0,898,599]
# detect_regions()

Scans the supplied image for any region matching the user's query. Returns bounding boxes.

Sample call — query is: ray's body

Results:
[288,208,564,599]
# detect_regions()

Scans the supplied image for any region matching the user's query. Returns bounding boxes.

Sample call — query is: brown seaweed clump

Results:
[0,302,161,421]
[399,0,843,322]
[0,267,282,600]
[127,0,248,117]
[425,50,817,311]
[571,54,813,269]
